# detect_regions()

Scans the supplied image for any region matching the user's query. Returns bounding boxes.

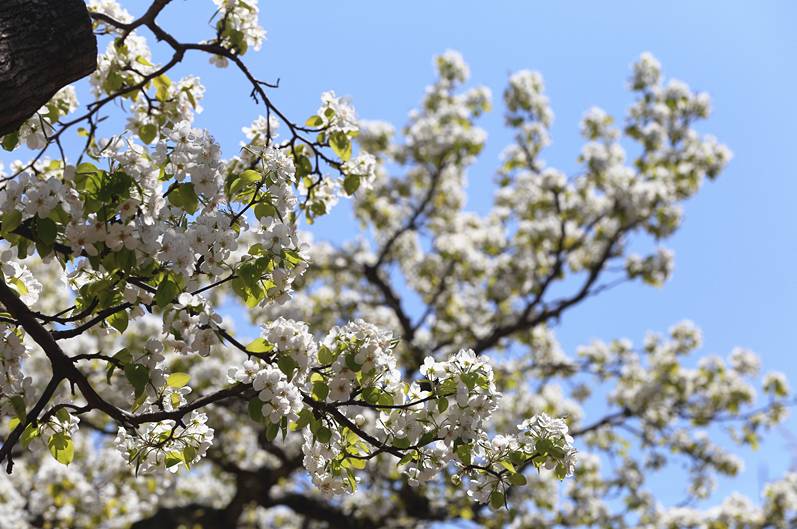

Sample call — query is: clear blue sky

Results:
[19,0,797,512]
[162,0,797,508]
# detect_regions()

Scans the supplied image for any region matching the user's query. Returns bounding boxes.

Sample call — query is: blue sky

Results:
[9,0,797,512]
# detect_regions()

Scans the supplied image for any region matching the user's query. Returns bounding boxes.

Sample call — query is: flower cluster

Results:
[315,91,359,136]
[262,317,316,377]
[163,293,223,356]
[319,319,401,400]
[222,320,576,506]
[210,0,267,65]
[2,87,78,150]
[0,323,30,415]
[461,414,577,508]
[113,411,214,474]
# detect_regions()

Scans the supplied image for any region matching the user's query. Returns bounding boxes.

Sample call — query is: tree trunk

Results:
[0,0,97,136]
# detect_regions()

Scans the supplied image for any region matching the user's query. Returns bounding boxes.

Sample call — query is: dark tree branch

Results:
[0,0,97,136]
[0,279,135,471]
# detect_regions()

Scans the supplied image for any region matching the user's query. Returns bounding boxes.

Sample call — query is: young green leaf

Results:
[167,372,191,388]
[48,432,74,465]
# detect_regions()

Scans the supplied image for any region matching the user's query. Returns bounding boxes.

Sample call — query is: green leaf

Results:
[499,460,516,473]
[316,426,332,444]
[439,378,457,395]
[155,278,180,308]
[35,217,58,245]
[74,162,99,188]
[461,372,478,391]
[238,261,262,289]
[312,381,329,401]
[106,310,129,333]
[1,209,22,235]
[20,423,39,449]
[393,437,411,449]
[153,75,172,102]
[509,472,527,486]
[305,115,323,127]
[55,408,70,423]
[248,398,264,423]
[295,408,313,430]
[2,132,19,151]
[106,348,131,383]
[48,432,74,465]
[508,450,525,466]
[398,452,414,466]
[437,397,449,413]
[104,70,124,92]
[345,353,361,372]
[489,490,505,510]
[253,202,276,220]
[133,389,149,412]
[135,55,154,67]
[9,277,28,297]
[165,450,184,469]
[361,387,380,405]
[167,183,199,214]
[265,421,279,442]
[35,240,53,259]
[534,437,553,455]
[378,392,395,407]
[183,87,197,109]
[246,338,273,354]
[16,239,28,259]
[48,204,69,225]
[277,355,299,380]
[418,431,437,447]
[348,457,366,470]
[124,364,149,398]
[94,170,132,203]
[330,131,352,161]
[318,345,335,365]
[10,395,26,420]
[283,249,303,265]
[226,28,248,54]
[167,372,191,388]
[455,443,472,466]
[227,169,261,198]
[139,123,158,144]
[343,174,360,195]
[182,445,197,469]
[231,277,248,303]
[295,156,313,178]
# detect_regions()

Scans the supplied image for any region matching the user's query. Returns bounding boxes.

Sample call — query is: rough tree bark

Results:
[0,0,97,136]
